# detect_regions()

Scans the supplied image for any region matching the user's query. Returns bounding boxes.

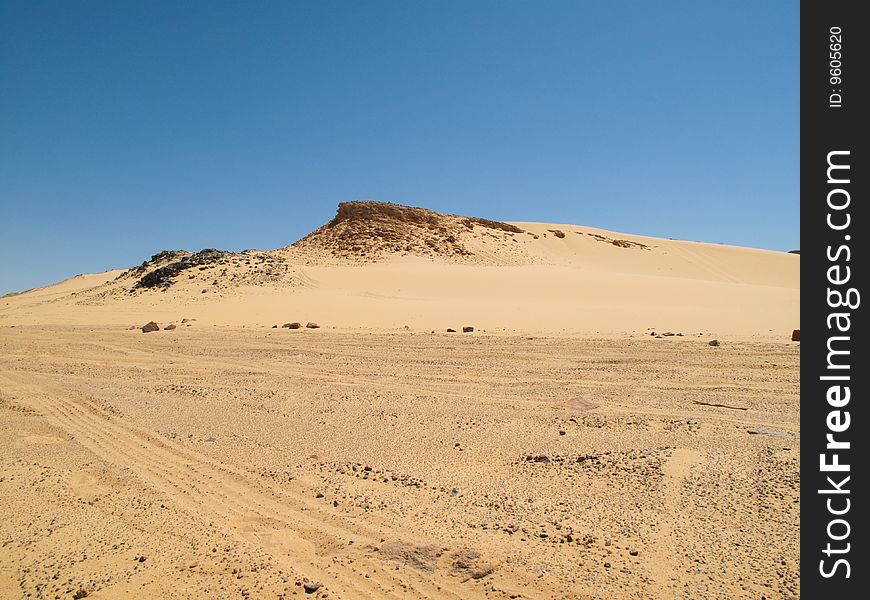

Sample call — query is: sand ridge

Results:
[0,201,799,337]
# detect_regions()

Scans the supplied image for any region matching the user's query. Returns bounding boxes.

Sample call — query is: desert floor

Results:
[0,325,799,599]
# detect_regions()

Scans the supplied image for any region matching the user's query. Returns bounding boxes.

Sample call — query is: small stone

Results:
[462,326,474,333]
[629,549,639,556]
[303,581,322,594]
[708,339,720,347]
[305,322,320,329]
[604,562,611,569]
[164,324,176,330]
[141,321,159,333]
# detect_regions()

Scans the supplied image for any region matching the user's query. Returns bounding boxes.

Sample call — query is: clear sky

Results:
[1,0,798,295]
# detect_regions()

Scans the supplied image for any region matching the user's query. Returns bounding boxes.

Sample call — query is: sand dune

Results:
[1,202,798,337]
[0,202,800,598]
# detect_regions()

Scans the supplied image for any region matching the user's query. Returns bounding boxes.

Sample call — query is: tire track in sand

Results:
[0,370,470,599]
[645,447,704,597]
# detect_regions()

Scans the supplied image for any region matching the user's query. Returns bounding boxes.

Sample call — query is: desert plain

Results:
[0,202,799,599]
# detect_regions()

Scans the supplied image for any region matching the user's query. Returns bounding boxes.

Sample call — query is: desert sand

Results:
[0,202,799,598]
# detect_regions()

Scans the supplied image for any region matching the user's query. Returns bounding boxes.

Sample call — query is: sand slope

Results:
[1,202,799,337]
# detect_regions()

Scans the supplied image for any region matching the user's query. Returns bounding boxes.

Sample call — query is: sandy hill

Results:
[0,201,799,336]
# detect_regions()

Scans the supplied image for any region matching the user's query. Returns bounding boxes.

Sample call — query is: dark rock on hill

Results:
[289,201,523,260]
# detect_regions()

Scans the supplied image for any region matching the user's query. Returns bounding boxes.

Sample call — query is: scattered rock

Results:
[164,324,176,330]
[525,454,552,464]
[282,322,302,329]
[450,548,496,580]
[141,321,159,333]
[379,541,442,573]
[306,322,320,329]
[708,339,720,347]
[791,329,800,342]
[463,326,474,333]
[747,427,795,439]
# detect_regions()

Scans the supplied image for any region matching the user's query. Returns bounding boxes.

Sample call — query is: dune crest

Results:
[0,201,798,336]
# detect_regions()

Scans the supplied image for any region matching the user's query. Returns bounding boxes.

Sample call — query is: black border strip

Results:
[802,0,867,595]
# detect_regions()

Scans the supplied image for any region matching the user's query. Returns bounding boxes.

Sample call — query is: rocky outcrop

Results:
[288,201,523,261]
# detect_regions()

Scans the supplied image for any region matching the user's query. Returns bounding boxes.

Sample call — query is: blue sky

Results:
[0,0,798,295]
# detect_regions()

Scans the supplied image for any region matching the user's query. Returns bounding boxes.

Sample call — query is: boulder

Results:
[791,329,800,342]
[463,326,474,333]
[302,581,322,594]
[282,322,302,329]
[305,322,320,329]
[708,339,720,347]
[164,324,176,330]
[446,328,456,333]
[141,321,160,333]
